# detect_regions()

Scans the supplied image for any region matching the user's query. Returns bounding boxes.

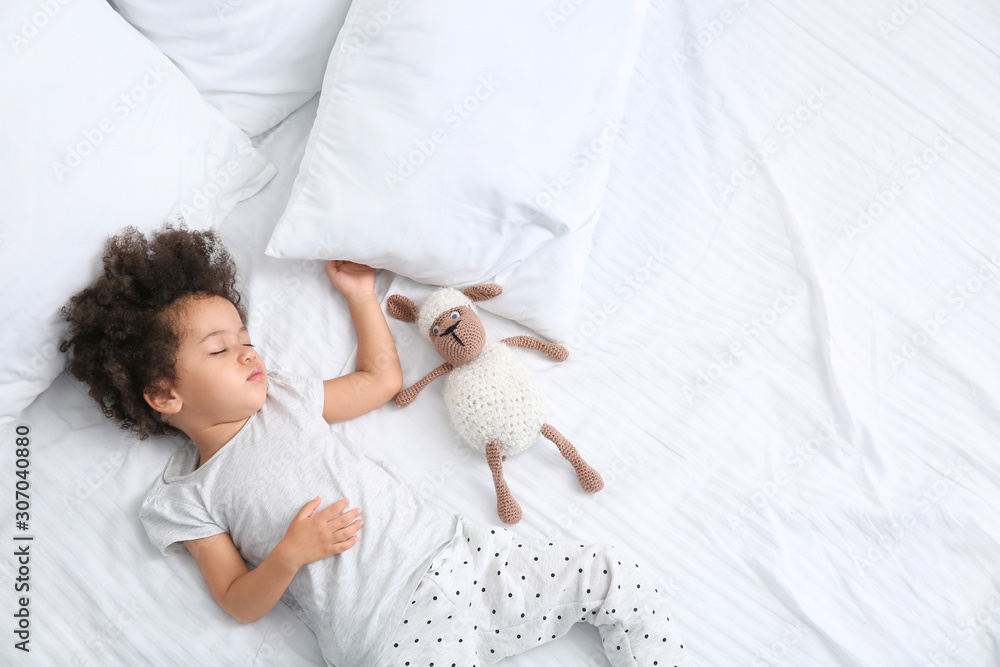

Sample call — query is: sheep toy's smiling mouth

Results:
[441,322,465,346]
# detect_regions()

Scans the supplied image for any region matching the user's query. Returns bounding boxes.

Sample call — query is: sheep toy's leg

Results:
[541,424,604,493]
[486,442,522,524]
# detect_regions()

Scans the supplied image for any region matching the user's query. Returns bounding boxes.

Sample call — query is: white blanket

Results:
[4,1,1000,665]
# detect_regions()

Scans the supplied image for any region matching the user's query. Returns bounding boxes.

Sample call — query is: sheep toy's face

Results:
[429,305,485,365]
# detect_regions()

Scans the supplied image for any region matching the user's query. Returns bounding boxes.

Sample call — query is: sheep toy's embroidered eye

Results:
[450,310,460,320]
[432,325,440,335]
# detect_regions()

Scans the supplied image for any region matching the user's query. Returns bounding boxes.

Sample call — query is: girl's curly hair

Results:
[60,225,245,439]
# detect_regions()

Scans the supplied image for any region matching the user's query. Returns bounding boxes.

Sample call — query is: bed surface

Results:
[4,0,1000,665]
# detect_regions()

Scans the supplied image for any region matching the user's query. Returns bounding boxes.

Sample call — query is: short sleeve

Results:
[140,485,226,556]
[265,369,325,416]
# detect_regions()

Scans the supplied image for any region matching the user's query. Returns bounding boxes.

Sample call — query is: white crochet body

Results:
[444,340,547,456]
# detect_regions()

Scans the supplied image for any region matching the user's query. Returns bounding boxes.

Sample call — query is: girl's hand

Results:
[279,497,362,569]
[326,261,376,301]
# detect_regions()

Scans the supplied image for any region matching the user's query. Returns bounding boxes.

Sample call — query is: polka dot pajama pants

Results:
[376,520,688,667]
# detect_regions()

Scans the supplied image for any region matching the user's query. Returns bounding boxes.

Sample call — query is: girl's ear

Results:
[387,295,419,323]
[143,384,182,416]
[463,284,502,302]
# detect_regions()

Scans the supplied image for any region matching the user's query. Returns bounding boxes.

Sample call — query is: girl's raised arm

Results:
[321,261,403,423]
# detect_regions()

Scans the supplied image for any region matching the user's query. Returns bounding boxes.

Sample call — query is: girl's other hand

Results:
[326,261,376,301]
[279,497,362,569]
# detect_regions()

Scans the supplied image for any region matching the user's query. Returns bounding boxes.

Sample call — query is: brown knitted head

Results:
[387,284,502,366]
[429,305,486,365]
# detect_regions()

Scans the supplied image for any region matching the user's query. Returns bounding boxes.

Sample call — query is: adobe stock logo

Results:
[684,288,796,401]
[567,245,670,352]
[853,459,969,573]
[383,75,502,191]
[673,0,755,68]
[85,600,144,657]
[723,419,838,531]
[878,0,924,39]
[717,85,833,200]
[923,590,1000,666]
[845,126,957,244]
[168,141,258,223]
[339,0,405,58]
[525,116,625,221]
[748,620,807,667]
[542,448,637,542]
[51,64,170,182]
[7,0,69,53]
[545,0,590,29]
[887,256,998,374]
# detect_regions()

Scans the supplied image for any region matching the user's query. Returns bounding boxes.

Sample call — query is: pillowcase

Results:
[108,0,353,136]
[265,0,650,341]
[0,0,276,430]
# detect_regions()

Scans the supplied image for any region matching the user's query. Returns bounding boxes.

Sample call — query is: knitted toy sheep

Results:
[387,284,603,524]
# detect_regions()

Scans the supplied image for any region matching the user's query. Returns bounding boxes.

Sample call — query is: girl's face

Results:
[167,294,268,426]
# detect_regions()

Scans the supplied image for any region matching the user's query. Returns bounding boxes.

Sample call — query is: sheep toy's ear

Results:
[387,295,418,323]
[463,283,502,302]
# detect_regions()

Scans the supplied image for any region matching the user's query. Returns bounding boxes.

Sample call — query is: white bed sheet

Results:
[4,0,1000,665]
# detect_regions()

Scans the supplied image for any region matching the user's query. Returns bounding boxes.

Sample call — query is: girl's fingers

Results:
[316,498,352,519]
[330,534,360,555]
[335,508,362,525]
[297,496,322,518]
[334,518,363,541]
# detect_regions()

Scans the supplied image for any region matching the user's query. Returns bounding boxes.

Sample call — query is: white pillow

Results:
[265,0,649,341]
[0,0,276,429]
[108,0,353,136]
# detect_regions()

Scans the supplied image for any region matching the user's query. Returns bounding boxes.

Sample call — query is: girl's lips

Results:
[247,367,265,382]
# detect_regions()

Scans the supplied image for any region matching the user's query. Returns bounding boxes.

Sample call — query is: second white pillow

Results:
[266,0,650,341]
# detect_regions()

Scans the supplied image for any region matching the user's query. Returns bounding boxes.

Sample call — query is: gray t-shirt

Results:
[140,370,458,667]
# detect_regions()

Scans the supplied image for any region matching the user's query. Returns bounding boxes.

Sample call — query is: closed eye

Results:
[211,344,252,356]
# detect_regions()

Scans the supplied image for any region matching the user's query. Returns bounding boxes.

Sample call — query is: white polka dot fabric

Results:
[377,520,688,667]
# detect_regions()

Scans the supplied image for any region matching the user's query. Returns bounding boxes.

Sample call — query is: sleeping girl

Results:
[59,225,688,667]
